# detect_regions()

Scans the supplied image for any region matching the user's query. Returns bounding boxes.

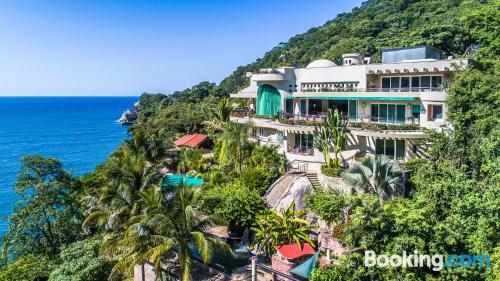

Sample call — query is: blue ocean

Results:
[0,96,137,237]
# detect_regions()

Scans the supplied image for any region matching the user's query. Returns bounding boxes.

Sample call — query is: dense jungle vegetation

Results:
[1,0,498,280]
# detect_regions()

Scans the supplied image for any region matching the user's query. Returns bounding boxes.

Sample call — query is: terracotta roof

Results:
[174,134,208,148]
[275,243,315,260]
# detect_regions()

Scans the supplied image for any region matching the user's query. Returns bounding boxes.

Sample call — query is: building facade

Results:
[230,46,468,171]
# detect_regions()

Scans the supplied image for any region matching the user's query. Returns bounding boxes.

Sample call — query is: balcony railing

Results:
[287,144,314,156]
[359,116,419,125]
[299,87,443,93]
[230,108,255,118]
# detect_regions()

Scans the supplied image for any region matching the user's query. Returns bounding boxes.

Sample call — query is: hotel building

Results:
[229,46,468,170]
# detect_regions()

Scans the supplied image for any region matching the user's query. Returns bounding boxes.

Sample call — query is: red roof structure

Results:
[274,243,315,260]
[174,134,208,148]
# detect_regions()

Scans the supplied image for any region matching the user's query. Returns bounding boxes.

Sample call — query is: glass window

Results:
[382,78,390,90]
[411,76,420,90]
[431,76,442,89]
[396,105,406,124]
[348,100,357,121]
[376,139,384,155]
[300,100,307,116]
[285,99,293,114]
[387,104,396,123]
[379,104,388,123]
[385,139,395,159]
[421,76,431,89]
[396,140,405,160]
[401,77,410,90]
[431,105,443,121]
[307,134,314,148]
[371,104,379,119]
[390,77,400,90]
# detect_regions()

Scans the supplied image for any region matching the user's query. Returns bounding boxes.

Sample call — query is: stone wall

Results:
[318,172,352,194]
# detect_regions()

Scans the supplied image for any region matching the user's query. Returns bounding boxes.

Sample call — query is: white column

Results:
[251,256,257,281]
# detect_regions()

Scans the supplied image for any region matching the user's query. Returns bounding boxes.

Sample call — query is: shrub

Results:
[199,183,266,228]
[321,164,343,177]
[0,255,55,281]
[48,237,113,281]
[305,191,346,224]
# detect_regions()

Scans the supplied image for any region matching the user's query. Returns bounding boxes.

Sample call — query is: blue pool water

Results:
[162,174,204,187]
[0,96,137,238]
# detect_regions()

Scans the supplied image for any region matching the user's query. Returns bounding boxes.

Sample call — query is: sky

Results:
[0,0,364,96]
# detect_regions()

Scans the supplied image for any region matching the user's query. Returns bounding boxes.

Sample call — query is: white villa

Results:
[230,46,469,171]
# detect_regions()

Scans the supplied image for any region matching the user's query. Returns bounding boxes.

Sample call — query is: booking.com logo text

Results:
[365,250,490,271]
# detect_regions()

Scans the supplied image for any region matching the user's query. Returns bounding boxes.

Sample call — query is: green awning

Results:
[285,96,416,101]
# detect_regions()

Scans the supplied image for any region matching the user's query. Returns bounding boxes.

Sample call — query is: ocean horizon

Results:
[0,96,136,237]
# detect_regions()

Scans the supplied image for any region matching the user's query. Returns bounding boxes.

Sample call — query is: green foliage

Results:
[199,183,266,228]
[0,255,55,281]
[348,121,420,131]
[252,202,315,257]
[306,190,346,224]
[103,186,231,281]
[240,145,286,194]
[314,109,347,169]
[216,122,253,174]
[177,147,208,176]
[2,155,81,261]
[320,164,343,177]
[344,154,403,201]
[48,237,112,281]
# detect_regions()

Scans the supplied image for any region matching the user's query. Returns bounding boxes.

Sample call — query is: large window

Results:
[292,133,314,155]
[428,104,443,121]
[381,75,442,91]
[375,139,405,160]
[371,104,406,124]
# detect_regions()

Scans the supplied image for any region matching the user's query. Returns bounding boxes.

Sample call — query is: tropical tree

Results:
[84,148,162,231]
[252,202,315,257]
[1,155,79,261]
[203,97,234,133]
[314,109,347,169]
[217,121,253,174]
[103,186,231,281]
[343,154,403,201]
[176,147,208,177]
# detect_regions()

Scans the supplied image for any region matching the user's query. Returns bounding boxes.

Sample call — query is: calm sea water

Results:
[0,96,136,237]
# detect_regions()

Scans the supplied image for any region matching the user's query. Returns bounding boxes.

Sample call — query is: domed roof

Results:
[306,59,337,68]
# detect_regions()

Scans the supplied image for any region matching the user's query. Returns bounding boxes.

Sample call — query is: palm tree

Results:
[217,121,252,174]
[103,186,231,281]
[251,202,315,257]
[203,98,234,133]
[314,109,347,168]
[84,148,162,230]
[343,154,403,201]
[176,147,208,177]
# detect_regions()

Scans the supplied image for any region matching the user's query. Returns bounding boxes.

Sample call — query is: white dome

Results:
[306,59,337,68]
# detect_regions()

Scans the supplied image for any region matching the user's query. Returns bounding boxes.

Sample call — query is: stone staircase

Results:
[305,172,322,189]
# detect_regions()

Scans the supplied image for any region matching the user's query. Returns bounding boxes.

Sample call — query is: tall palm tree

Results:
[343,154,403,201]
[103,186,231,281]
[252,202,315,257]
[203,98,234,133]
[84,148,162,230]
[217,121,252,174]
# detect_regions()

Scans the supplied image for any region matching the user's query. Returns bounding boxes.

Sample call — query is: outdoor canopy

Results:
[257,84,282,117]
[289,251,319,279]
